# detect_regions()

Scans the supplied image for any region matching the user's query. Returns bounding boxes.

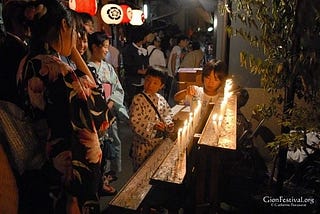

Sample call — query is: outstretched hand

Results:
[186,85,196,96]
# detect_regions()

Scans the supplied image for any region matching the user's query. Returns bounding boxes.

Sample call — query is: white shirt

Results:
[147,45,166,67]
[132,42,147,56]
[287,132,320,163]
[167,45,181,77]
[193,86,220,107]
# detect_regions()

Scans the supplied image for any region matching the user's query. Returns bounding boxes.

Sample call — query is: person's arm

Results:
[174,85,196,103]
[174,89,187,103]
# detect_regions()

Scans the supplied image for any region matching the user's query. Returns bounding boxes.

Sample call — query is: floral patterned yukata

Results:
[129,92,173,171]
[17,52,109,211]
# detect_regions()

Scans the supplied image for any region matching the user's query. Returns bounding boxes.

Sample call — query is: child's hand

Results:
[186,85,196,96]
[154,122,166,131]
[107,100,114,109]
[166,122,175,133]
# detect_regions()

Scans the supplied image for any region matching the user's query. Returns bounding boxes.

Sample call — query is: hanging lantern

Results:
[120,4,132,24]
[69,0,97,16]
[101,4,124,25]
[130,9,144,26]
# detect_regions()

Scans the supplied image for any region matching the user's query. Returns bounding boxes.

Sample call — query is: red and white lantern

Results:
[130,9,144,26]
[120,4,132,24]
[69,0,97,16]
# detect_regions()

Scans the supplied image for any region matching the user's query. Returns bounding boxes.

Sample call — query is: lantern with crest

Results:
[101,3,123,25]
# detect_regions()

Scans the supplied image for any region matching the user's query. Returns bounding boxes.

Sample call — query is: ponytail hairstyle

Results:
[29,0,74,56]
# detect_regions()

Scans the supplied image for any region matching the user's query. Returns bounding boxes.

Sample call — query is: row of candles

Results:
[176,100,202,157]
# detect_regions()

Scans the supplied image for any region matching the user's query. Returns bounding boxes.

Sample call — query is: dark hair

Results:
[71,10,85,35]
[146,66,167,84]
[88,31,108,52]
[29,0,74,56]
[128,25,149,43]
[78,12,94,24]
[176,35,189,44]
[2,1,29,33]
[202,59,228,82]
[191,40,201,50]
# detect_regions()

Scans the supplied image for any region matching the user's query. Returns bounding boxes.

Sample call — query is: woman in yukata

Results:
[16,1,109,213]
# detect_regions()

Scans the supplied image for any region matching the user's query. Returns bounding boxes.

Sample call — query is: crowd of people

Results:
[0,1,233,213]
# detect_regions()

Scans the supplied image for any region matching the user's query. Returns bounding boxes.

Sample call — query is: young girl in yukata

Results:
[174,59,228,108]
[87,31,128,195]
[129,66,174,171]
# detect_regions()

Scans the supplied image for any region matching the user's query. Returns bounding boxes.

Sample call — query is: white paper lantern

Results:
[101,4,124,25]
[130,9,144,26]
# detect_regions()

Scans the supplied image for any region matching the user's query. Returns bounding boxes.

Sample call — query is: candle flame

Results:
[212,113,217,121]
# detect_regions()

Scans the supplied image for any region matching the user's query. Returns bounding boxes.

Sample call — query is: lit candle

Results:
[183,120,188,149]
[177,128,183,156]
[212,113,218,134]
[197,100,202,114]
[189,112,193,137]
[224,79,232,97]
[220,99,227,116]
[186,119,190,142]
[194,100,202,126]
[218,114,223,129]
[193,105,198,126]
